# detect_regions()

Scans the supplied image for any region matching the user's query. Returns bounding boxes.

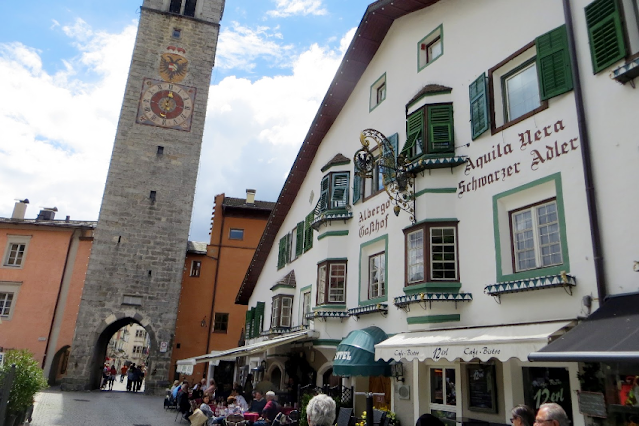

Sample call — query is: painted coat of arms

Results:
[159,46,189,83]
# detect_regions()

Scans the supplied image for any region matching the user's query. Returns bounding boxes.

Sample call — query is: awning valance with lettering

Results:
[177,330,317,367]
[375,321,573,363]
[334,326,392,377]
[529,293,639,362]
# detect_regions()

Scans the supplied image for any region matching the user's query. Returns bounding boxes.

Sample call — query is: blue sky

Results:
[0,0,371,241]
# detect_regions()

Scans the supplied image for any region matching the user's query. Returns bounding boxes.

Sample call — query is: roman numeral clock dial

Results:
[136,78,196,131]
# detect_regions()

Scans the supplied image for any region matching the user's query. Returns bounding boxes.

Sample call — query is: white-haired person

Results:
[535,403,570,426]
[306,394,336,426]
[254,391,281,426]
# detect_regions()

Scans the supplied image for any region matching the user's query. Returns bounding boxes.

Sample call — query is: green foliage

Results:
[0,349,48,413]
[299,393,314,426]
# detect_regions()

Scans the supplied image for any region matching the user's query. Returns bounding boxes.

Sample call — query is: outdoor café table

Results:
[281,407,294,416]
[244,412,260,422]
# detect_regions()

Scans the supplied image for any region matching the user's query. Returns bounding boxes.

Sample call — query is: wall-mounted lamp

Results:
[391,361,405,383]
[200,316,207,327]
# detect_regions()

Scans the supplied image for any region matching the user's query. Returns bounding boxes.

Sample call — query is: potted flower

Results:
[0,349,48,425]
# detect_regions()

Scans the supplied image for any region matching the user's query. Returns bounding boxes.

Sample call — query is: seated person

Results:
[254,391,281,426]
[230,386,249,412]
[249,390,267,414]
[205,379,217,397]
[200,393,221,426]
[177,384,193,419]
[192,378,207,400]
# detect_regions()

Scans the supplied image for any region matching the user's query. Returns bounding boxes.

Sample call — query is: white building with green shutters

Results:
[184,1,639,425]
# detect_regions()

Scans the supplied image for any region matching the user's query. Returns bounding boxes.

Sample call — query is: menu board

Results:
[523,367,573,423]
[467,364,497,413]
[577,391,607,418]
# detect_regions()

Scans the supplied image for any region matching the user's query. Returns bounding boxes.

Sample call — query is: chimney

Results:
[246,189,256,204]
[36,207,58,221]
[11,199,29,220]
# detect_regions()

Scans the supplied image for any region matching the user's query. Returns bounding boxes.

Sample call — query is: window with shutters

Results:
[488,26,572,134]
[370,74,387,112]
[403,222,459,286]
[400,104,454,160]
[418,25,443,72]
[585,0,627,74]
[317,260,347,305]
[277,218,312,270]
[316,172,350,214]
[271,295,293,328]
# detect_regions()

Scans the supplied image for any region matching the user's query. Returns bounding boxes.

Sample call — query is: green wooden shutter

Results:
[585,0,626,74]
[277,237,287,269]
[388,133,399,158]
[254,302,265,337]
[469,73,489,139]
[304,211,314,252]
[401,110,424,158]
[352,172,361,203]
[330,173,349,209]
[245,308,254,339]
[284,233,291,264]
[318,175,330,212]
[536,25,573,100]
[381,133,399,185]
[295,222,304,256]
[428,104,454,153]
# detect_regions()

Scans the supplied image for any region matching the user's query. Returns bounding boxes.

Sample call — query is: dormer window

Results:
[317,172,349,213]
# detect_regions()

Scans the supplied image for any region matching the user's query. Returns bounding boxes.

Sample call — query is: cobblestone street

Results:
[30,378,181,426]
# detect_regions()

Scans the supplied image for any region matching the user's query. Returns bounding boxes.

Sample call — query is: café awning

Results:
[375,321,573,362]
[529,292,639,362]
[176,329,317,367]
[333,326,392,377]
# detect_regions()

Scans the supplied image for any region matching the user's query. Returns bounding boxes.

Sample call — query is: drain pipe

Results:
[562,0,607,303]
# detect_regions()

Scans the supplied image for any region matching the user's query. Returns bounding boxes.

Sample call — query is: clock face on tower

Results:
[136,78,197,131]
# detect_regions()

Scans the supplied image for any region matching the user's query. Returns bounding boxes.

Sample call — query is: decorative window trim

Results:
[2,235,31,269]
[403,221,460,286]
[190,260,201,277]
[316,260,347,306]
[348,303,388,318]
[358,234,388,306]
[369,73,387,112]
[0,281,21,320]
[417,24,444,72]
[394,292,472,312]
[484,273,576,300]
[493,173,570,283]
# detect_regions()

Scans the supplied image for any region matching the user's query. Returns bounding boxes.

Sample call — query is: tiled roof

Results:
[406,84,453,108]
[270,271,296,290]
[236,0,441,304]
[187,241,207,254]
[0,218,96,228]
[222,197,276,210]
[321,153,351,172]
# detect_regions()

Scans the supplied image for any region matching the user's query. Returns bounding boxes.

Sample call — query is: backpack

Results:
[272,412,291,426]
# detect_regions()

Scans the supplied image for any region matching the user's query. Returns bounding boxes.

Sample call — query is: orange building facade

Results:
[170,191,274,386]
[0,201,95,384]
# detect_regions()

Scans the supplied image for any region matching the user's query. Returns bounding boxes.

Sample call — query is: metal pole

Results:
[354,392,386,426]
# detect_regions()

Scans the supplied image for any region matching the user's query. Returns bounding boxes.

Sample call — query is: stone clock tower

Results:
[62,0,224,393]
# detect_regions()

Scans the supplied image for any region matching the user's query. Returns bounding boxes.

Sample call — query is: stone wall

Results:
[62,0,224,394]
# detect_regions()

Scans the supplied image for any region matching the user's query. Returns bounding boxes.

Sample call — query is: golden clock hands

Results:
[168,91,174,98]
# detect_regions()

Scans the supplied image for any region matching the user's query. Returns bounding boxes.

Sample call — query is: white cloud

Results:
[0,16,356,242]
[267,0,328,18]
[216,22,294,71]
[0,19,136,222]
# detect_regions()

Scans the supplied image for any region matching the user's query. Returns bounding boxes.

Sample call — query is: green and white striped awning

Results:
[406,156,467,172]
[394,292,472,311]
